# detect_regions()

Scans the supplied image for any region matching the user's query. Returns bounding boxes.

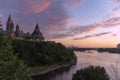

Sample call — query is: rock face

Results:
[31,23,44,41]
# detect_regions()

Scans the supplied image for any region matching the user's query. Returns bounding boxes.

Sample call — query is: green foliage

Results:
[0,36,32,80]
[12,40,76,66]
[72,66,109,80]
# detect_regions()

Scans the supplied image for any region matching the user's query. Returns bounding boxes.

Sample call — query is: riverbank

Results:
[29,59,76,77]
[29,51,120,80]
[71,47,120,54]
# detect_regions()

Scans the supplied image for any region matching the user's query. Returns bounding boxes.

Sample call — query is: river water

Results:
[32,51,120,80]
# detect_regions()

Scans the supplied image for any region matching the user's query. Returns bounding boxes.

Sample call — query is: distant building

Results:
[31,23,44,41]
[117,44,120,49]
[0,15,44,41]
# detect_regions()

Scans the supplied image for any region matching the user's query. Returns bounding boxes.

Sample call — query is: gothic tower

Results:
[15,24,20,37]
[31,23,44,41]
[0,18,2,27]
[6,15,14,37]
[6,15,12,30]
[10,22,14,35]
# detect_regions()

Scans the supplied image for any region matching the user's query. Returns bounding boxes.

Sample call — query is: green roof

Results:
[0,28,11,36]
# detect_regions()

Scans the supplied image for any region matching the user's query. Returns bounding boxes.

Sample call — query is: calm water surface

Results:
[32,51,120,80]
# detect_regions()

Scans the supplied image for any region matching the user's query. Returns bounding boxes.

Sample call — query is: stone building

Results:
[117,44,120,49]
[6,15,14,37]
[0,15,45,41]
[31,23,44,41]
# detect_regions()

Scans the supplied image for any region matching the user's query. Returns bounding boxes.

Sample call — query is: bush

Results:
[0,36,32,80]
[72,66,109,80]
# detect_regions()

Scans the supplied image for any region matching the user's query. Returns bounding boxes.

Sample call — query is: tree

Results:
[0,36,32,80]
[110,62,120,80]
[72,66,109,80]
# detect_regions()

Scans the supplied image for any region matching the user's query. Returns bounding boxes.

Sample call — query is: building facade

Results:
[0,15,44,41]
[117,44,120,49]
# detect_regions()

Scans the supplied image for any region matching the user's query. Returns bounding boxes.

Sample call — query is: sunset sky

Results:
[0,0,120,48]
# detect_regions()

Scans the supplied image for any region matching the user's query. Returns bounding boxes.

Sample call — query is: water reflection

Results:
[31,65,73,80]
[32,51,120,80]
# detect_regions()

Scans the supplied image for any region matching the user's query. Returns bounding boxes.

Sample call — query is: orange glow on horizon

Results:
[53,37,120,48]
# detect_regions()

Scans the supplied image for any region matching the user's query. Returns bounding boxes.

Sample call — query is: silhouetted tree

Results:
[110,62,120,80]
[72,66,109,80]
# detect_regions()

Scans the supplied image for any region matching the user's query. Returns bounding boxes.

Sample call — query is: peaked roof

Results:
[32,23,42,35]
[31,23,44,40]
[7,14,12,22]
[16,24,19,28]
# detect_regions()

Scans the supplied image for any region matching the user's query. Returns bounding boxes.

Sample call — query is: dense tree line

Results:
[12,40,76,66]
[0,36,32,80]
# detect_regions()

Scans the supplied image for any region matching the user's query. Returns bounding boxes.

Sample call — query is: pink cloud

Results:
[109,0,120,3]
[112,34,117,37]
[0,0,2,3]
[100,17,120,27]
[1,0,120,40]
[74,32,111,40]
[0,0,70,40]
[66,0,82,10]
[47,16,120,39]
[25,0,52,14]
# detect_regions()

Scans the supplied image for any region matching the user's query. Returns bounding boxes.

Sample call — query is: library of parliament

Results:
[0,15,44,41]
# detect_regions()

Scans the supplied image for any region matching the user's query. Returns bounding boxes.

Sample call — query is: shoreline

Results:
[29,60,76,77]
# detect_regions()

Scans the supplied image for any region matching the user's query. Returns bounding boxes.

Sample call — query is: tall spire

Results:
[33,22,41,34]
[15,24,20,37]
[16,24,20,32]
[6,14,14,37]
[0,18,2,27]
[7,14,12,22]
[6,14,14,31]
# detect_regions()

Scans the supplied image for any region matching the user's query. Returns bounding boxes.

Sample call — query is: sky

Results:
[0,0,120,48]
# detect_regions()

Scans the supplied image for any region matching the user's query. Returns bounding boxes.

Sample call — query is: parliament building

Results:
[0,15,44,41]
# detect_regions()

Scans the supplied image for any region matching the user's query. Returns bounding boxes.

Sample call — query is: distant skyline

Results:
[0,0,120,48]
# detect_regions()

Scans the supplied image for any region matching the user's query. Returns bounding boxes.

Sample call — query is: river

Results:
[32,51,120,80]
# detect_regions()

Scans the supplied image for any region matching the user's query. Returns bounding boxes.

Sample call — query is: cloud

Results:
[66,0,82,10]
[100,17,120,27]
[112,34,117,37]
[110,0,120,3]
[105,0,120,18]
[106,6,120,18]
[69,25,98,34]
[74,32,111,40]
[0,0,84,40]
[0,0,120,40]
[47,25,98,39]
[0,0,3,3]
[95,32,111,36]
[25,0,52,14]
[48,33,73,39]
[0,0,71,37]
[74,35,93,40]
[48,16,120,39]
